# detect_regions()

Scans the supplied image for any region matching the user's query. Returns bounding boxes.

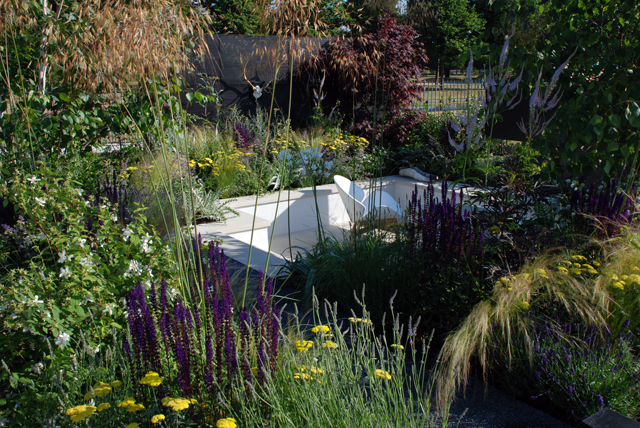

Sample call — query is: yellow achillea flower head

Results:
[111,380,123,388]
[322,341,338,349]
[217,418,237,428]
[127,403,145,413]
[375,369,392,380]
[97,403,111,412]
[140,371,163,386]
[592,261,601,267]
[151,414,166,424]
[295,340,313,352]
[162,397,192,411]
[125,424,139,428]
[311,325,330,334]
[572,255,588,262]
[613,281,625,290]
[557,266,569,274]
[520,301,530,310]
[118,398,137,408]
[570,268,582,275]
[391,344,405,350]
[65,405,97,422]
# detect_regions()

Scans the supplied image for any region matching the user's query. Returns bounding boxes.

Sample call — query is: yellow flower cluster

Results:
[193,150,251,176]
[118,397,145,412]
[295,339,313,352]
[140,371,163,386]
[323,134,369,152]
[557,256,600,276]
[66,405,97,422]
[608,271,640,291]
[162,396,197,411]
[84,381,114,400]
[217,417,237,428]
[348,317,373,325]
[375,369,392,380]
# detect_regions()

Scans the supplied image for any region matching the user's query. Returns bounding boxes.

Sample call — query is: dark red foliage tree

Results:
[319,12,428,147]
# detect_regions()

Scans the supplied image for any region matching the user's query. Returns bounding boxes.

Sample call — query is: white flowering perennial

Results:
[55,331,70,349]
[123,259,143,279]
[140,233,153,254]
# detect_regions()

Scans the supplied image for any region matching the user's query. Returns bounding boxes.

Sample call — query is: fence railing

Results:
[412,78,484,112]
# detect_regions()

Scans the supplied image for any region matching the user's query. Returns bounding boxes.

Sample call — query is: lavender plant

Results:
[532,320,640,421]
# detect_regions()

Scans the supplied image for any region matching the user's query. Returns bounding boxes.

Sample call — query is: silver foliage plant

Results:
[447,34,576,152]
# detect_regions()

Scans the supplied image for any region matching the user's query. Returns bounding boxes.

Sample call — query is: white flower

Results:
[59,267,71,279]
[76,188,84,196]
[0,417,9,426]
[35,232,46,241]
[142,280,152,290]
[102,303,115,316]
[123,259,143,279]
[31,362,44,374]
[58,250,73,264]
[27,176,40,184]
[79,256,93,270]
[77,238,86,247]
[34,197,46,207]
[122,227,133,242]
[55,331,70,349]
[32,295,44,305]
[168,287,179,300]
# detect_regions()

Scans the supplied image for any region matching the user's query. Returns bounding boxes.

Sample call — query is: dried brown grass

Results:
[1,0,210,92]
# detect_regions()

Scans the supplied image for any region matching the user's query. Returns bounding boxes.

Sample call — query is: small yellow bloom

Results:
[592,261,601,267]
[125,424,139,428]
[348,317,373,325]
[66,405,97,422]
[613,281,625,290]
[126,166,138,171]
[295,340,313,352]
[391,344,405,350]
[151,414,166,424]
[127,403,145,413]
[97,402,111,412]
[535,268,549,279]
[557,266,569,274]
[294,372,313,380]
[92,382,112,398]
[162,397,191,411]
[628,274,640,284]
[520,301,530,310]
[300,366,324,375]
[322,341,338,349]
[375,369,392,380]
[311,325,330,334]
[188,160,196,167]
[622,275,629,281]
[570,268,582,275]
[140,371,163,386]
[571,255,588,262]
[84,391,96,401]
[572,263,581,268]
[217,418,237,428]
[118,398,137,408]
[111,380,123,388]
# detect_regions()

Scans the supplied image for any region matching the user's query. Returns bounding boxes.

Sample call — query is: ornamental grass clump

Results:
[434,252,610,411]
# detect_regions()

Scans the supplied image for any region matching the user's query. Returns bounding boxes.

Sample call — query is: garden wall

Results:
[183,35,331,127]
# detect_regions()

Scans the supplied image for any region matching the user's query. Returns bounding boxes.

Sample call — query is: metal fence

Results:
[412,78,484,112]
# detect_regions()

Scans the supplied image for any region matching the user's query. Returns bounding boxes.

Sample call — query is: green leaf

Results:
[59,93,70,102]
[185,92,194,103]
[194,92,204,103]
[604,160,611,174]
[0,398,6,406]
[609,114,621,127]
[631,102,640,117]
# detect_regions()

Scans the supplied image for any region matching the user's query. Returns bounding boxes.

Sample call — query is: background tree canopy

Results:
[406,0,484,77]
